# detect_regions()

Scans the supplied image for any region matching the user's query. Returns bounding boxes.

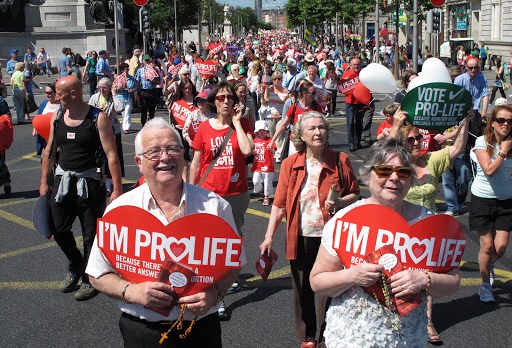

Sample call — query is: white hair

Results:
[134,118,183,155]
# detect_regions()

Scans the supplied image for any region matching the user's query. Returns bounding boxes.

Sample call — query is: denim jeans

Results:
[442,154,470,213]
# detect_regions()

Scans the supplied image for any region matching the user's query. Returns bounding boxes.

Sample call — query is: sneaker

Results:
[217,300,227,320]
[60,272,81,293]
[442,211,454,216]
[4,183,11,197]
[227,279,241,294]
[74,282,99,301]
[263,196,270,206]
[489,264,495,287]
[478,282,495,303]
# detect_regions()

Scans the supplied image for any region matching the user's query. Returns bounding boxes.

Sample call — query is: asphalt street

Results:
[1,71,511,347]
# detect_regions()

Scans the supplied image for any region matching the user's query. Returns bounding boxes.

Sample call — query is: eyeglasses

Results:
[371,165,414,179]
[495,117,512,125]
[215,95,235,102]
[139,146,183,161]
[406,134,424,144]
[303,91,316,95]
[45,91,54,95]
[273,78,282,81]
[467,66,479,70]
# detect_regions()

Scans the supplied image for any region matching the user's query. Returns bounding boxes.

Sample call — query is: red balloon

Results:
[133,0,148,6]
[353,82,371,105]
[32,113,53,140]
[0,114,13,152]
[379,28,389,37]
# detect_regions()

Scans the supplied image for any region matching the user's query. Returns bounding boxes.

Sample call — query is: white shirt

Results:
[86,182,246,322]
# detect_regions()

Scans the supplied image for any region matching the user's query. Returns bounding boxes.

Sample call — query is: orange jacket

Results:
[273,147,360,260]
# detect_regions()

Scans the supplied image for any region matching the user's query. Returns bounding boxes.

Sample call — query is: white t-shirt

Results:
[471,135,512,199]
[86,183,246,322]
[37,52,50,62]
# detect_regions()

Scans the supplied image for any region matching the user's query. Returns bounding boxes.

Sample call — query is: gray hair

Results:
[134,117,183,155]
[359,138,416,184]
[291,111,330,152]
[98,77,113,87]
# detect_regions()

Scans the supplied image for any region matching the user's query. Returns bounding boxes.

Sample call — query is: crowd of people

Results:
[0,30,511,347]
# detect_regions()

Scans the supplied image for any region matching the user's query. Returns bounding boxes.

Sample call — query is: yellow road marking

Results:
[0,236,83,261]
[0,209,36,230]
[246,208,271,219]
[0,197,38,208]
[246,266,291,283]
[0,281,61,290]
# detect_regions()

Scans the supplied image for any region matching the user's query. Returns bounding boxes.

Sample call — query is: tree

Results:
[285,0,302,28]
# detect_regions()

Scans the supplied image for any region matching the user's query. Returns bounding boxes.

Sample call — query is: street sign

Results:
[134,0,148,6]
[431,0,446,6]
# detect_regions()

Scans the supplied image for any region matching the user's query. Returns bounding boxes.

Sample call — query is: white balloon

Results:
[420,58,451,83]
[359,63,397,94]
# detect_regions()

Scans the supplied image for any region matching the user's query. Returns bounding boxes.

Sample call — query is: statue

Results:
[0,0,28,32]
[85,0,116,25]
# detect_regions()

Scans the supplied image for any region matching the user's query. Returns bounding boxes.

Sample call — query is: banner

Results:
[195,58,218,79]
[330,205,466,273]
[401,82,471,131]
[144,65,159,81]
[338,70,359,94]
[170,99,196,128]
[96,207,243,296]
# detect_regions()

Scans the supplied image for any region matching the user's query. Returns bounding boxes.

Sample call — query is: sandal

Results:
[427,324,443,344]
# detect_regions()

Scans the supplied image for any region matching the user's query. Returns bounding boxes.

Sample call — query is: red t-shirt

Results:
[251,137,276,173]
[376,121,393,136]
[419,129,439,155]
[285,101,323,124]
[193,118,252,196]
[338,69,360,104]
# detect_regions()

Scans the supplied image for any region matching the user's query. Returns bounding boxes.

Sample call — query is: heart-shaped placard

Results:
[170,99,196,127]
[330,204,466,273]
[96,206,243,296]
[196,58,218,78]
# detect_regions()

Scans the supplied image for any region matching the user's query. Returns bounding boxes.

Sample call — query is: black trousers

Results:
[119,312,222,348]
[50,175,106,280]
[140,89,157,126]
[290,236,330,345]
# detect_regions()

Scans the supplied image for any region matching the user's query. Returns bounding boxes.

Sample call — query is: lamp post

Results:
[174,0,178,52]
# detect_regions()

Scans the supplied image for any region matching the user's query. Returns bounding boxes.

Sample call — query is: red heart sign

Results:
[330,204,466,273]
[167,62,183,77]
[338,70,359,94]
[209,43,225,56]
[196,58,218,79]
[170,99,196,128]
[96,207,243,296]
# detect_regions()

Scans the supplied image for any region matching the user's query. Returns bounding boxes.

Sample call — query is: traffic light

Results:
[432,11,441,33]
[426,10,433,33]
[140,7,150,34]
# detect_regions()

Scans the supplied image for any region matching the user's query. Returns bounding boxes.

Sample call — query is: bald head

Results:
[56,75,84,107]
[58,75,82,92]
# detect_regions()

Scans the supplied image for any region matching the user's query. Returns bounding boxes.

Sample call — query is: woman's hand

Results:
[388,269,427,298]
[232,103,243,123]
[325,199,335,211]
[501,136,512,154]
[259,237,273,256]
[348,262,384,287]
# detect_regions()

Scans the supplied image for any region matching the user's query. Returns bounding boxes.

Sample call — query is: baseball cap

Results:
[173,57,182,65]
[195,91,208,101]
[9,48,18,54]
[98,50,107,55]
[142,54,151,60]
[254,120,268,133]
[133,49,141,55]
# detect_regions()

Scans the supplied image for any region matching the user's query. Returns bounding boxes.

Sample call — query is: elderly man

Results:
[86,117,243,347]
[129,47,142,77]
[40,75,122,301]
[96,50,113,79]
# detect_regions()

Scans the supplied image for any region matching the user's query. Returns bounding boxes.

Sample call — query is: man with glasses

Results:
[39,75,122,301]
[441,57,489,216]
[86,117,244,347]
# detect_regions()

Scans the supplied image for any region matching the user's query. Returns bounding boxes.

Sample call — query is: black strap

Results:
[198,126,234,186]
[336,151,344,194]
[48,108,65,159]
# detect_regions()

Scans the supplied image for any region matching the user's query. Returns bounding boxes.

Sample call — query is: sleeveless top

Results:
[56,107,100,172]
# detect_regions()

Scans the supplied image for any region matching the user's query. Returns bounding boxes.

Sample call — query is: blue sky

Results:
[219,0,286,10]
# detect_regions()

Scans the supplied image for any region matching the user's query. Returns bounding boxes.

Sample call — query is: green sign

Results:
[401,82,472,131]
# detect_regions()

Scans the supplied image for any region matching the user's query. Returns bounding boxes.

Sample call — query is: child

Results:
[252,120,276,206]
[376,103,399,140]
[258,97,279,121]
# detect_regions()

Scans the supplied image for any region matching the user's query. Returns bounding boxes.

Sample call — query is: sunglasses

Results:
[495,117,512,125]
[215,95,235,102]
[273,78,282,81]
[371,165,414,179]
[406,134,424,144]
[467,66,479,70]
[45,91,54,95]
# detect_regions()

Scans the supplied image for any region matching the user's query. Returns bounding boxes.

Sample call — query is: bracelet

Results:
[122,282,134,304]
[424,272,431,296]
[498,151,507,158]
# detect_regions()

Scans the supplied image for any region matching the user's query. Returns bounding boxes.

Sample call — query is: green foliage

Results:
[285,0,302,28]
[258,21,274,31]
[145,0,201,32]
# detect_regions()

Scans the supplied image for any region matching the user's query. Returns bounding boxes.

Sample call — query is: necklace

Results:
[371,272,403,339]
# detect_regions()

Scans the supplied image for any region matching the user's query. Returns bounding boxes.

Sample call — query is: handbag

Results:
[113,95,126,112]
[197,127,234,186]
[24,95,38,113]
[504,82,510,91]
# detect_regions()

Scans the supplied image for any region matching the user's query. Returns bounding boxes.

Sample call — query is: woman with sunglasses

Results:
[33,83,60,155]
[268,81,322,157]
[261,112,360,348]
[190,82,254,317]
[489,57,506,104]
[310,138,461,348]
[470,105,512,303]
[396,109,472,344]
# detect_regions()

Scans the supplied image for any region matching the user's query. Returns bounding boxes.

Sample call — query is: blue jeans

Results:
[442,154,470,213]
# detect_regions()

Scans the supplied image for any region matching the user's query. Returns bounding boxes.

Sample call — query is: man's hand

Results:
[126,281,176,309]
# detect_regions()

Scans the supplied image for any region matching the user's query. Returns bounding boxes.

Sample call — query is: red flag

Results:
[144,65,159,80]
[113,72,127,89]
